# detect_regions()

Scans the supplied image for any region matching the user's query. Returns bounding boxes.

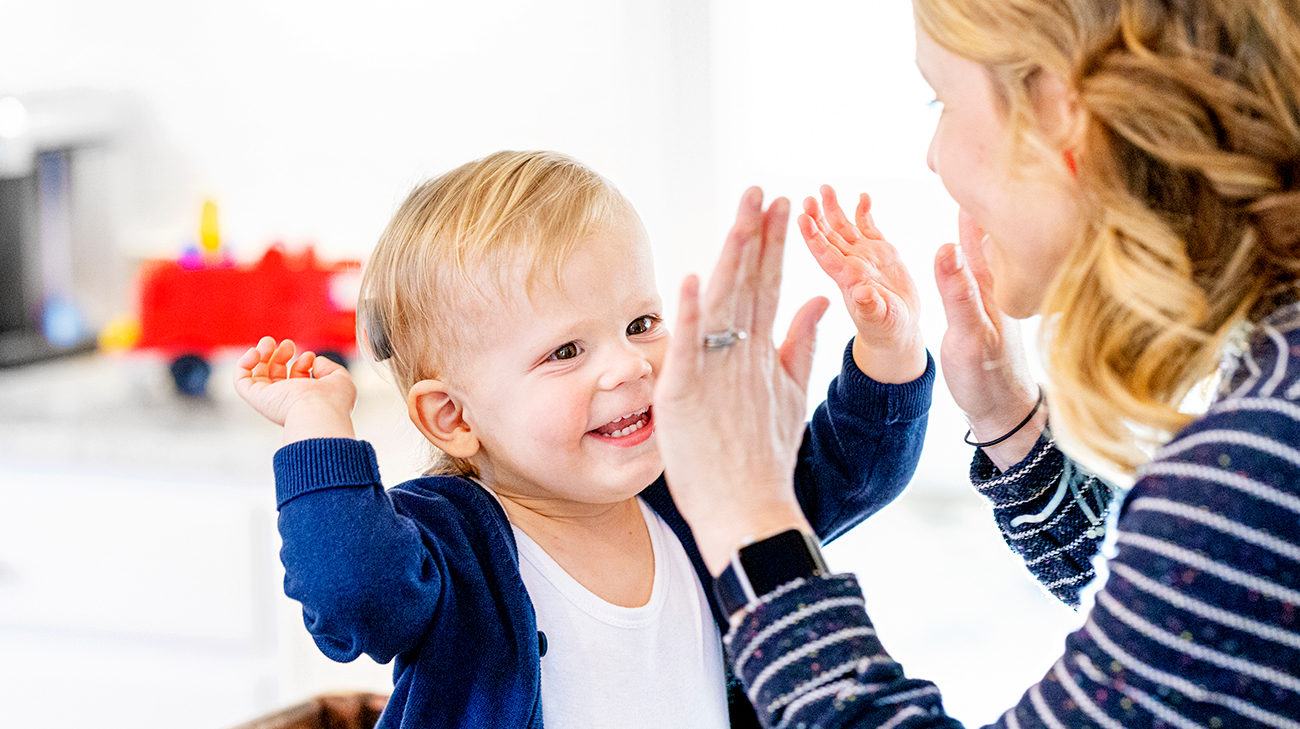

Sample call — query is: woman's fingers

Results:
[702,188,764,335]
[778,296,830,390]
[957,209,1000,321]
[934,242,991,335]
[752,197,790,339]
[663,274,703,390]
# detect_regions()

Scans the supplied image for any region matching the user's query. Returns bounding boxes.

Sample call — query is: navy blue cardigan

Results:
[272,342,933,728]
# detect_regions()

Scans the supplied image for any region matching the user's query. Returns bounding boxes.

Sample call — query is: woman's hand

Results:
[654,187,830,576]
[234,336,357,445]
[934,211,1044,470]
[799,185,926,384]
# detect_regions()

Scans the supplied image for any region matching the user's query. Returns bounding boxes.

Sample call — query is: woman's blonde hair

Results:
[916,0,1300,475]
[359,150,630,474]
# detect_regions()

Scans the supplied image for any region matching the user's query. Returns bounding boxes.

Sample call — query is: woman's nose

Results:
[926,130,940,174]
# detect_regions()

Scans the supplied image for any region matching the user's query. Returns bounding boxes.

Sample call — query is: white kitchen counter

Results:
[0,351,425,729]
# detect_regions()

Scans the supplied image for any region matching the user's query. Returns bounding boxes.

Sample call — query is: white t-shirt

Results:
[512,498,730,729]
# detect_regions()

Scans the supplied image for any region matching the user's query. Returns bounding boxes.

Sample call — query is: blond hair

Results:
[915,0,1300,476]
[359,150,631,474]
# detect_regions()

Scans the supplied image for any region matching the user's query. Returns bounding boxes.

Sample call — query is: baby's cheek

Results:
[525,385,592,441]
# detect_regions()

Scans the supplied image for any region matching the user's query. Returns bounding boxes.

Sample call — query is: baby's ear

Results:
[407,380,480,460]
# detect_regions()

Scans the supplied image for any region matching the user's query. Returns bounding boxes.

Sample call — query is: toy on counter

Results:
[115,200,361,397]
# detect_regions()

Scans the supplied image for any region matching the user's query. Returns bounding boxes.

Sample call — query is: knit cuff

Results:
[970,432,1064,508]
[834,339,935,425]
[273,438,383,509]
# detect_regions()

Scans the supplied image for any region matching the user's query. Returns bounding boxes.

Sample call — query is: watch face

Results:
[738,529,826,597]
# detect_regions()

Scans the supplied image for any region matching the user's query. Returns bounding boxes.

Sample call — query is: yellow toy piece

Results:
[200,199,220,254]
[98,315,142,353]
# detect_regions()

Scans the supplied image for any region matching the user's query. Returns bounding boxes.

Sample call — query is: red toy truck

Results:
[135,245,361,396]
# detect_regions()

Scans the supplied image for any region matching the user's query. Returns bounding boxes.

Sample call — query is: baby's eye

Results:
[550,342,581,361]
[626,315,661,336]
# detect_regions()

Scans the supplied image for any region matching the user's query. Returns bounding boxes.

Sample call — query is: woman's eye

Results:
[627,315,659,336]
[551,343,580,361]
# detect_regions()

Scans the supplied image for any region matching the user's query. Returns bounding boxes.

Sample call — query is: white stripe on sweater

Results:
[1117,531,1300,604]
[1051,659,1127,729]
[1072,654,1204,729]
[1084,619,1300,729]
[723,577,810,648]
[976,445,1054,491]
[1042,569,1096,591]
[747,627,878,702]
[994,476,1063,510]
[733,596,866,675]
[1140,461,1300,515]
[1156,429,1300,470]
[1023,526,1096,567]
[1129,497,1300,563]
[1097,590,1300,693]
[1028,683,1069,729]
[1003,706,1023,729]
[1004,497,1075,540]
[765,657,874,712]
[774,679,874,729]
[1209,396,1300,424]
[878,705,926,729]
[876,684,942,705]
[1229,345,1263,400]
[1111,561,1300,650]
[1258,323,1290,397]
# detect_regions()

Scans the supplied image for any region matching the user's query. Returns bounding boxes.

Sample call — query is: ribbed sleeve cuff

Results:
[273,438,383,509]
[834,339,935,425]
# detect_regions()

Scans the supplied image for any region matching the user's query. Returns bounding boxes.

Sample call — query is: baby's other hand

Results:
[799,185,925,383]
[234,337,357,442]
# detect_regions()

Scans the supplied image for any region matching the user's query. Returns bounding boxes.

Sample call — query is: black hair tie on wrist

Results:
[964,385,1045,448]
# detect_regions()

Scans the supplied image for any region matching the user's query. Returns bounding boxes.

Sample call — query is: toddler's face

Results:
[459,211,668,506]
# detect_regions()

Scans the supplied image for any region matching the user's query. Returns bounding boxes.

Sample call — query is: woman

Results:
[654,1,1300,727]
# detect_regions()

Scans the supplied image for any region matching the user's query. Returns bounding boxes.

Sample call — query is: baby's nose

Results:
[598,347,653,390]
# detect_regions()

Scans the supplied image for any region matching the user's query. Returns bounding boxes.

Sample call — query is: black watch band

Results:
[713,529,828,618]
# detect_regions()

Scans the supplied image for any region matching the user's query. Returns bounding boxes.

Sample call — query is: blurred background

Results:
[0,1,1079,727]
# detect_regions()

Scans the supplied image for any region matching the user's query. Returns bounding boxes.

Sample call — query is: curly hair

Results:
[359,151,630,475]
[915,0,1300,476]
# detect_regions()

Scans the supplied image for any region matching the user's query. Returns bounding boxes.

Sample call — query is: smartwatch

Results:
[713,528,828,618]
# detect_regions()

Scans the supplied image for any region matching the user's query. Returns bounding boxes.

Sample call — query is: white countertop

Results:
[0,350,428,485]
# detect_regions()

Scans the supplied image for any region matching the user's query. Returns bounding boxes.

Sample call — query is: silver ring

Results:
[702,328,748,351]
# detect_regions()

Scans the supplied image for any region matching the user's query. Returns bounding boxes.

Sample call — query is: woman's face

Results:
[915,26,1083,319]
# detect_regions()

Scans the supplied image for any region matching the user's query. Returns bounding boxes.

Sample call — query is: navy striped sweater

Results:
[725,301,1300,729]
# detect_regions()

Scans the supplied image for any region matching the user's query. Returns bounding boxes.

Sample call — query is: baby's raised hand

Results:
[234,337,357,443]
[799,185,926,383]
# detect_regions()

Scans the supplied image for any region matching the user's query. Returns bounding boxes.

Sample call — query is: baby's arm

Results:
[236,337,442,662]
[234,336,357,444]
[799,185,926,384]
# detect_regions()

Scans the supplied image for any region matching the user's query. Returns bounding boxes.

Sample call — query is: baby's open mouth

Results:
[591,406,652,438]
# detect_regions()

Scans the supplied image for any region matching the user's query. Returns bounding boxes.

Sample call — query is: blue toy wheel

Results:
[170,353,211,397]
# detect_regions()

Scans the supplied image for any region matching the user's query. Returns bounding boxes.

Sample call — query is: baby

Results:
[234,151,933,728]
